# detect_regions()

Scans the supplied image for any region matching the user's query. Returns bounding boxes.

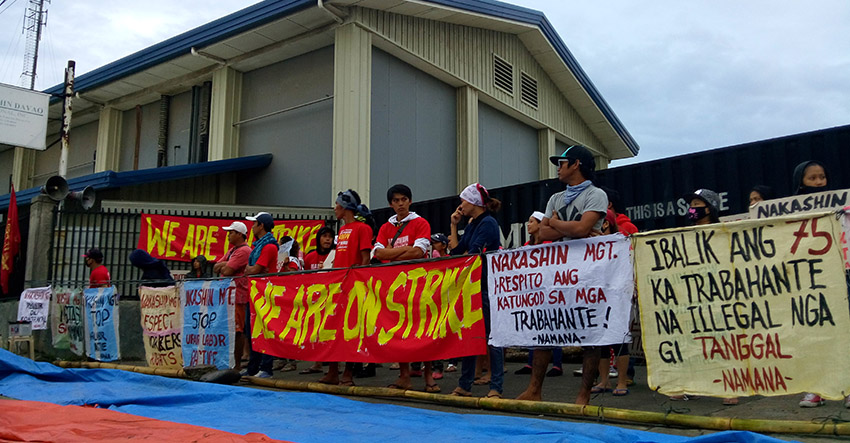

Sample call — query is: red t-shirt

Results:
[89,265,111,288]
[303,251,329,270]
[334,221,373,268]
[374,215,431,263]
[218,245,250,303]
[253,243,278,273]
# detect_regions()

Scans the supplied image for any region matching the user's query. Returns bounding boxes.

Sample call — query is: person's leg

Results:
[488,346,504,395]
[576,347,602,405]
[516,349,551,401]
[456,355,477,393]
[392,363,412,388]
[340,362,355,385]
[552,347,563,369]
[259,353,274,375]
[234,332,244,371]
[423,362,439,391]
[319,362,340,384]
[614,355,630,391]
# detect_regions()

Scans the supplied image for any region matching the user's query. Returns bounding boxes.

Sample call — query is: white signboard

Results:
[487,234,634,347]
[17,286,52,330]
[0,83,49,150]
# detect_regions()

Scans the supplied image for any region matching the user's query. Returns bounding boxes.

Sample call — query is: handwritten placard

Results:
[17,286,51,330]
[633,212,850,399]
[83,286,121,362]
[181,279,235,369]
[139,285,183,369]
[51,287,85,355]
[486,235,634,347]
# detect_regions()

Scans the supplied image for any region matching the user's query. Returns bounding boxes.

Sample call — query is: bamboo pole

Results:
[53,361,850,436]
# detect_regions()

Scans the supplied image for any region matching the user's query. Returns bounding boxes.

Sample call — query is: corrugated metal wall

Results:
[120,102,161,171]
[33,120,99,184]
[375,125,850,246]
[353,7,605,154]
[167,90,193,167]
[478,102,538,188]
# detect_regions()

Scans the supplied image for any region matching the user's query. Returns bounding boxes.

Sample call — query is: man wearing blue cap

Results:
[516,144,608,405]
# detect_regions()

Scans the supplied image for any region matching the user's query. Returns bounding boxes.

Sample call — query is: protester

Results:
[591,210,632,396]
[792,160,828,195]
[241,212,279,379]
[515,212,563,377]
[516,145,607,405]
[187,255,211,279]
[448,183,504,399]
[430,233,448,258]
[602,187,638,236]
[318,190,373,386]
[789,161,833,408]
[277,236,304,272]
[129,249,174,288]
[213,221,252,372]
[304,226,335,270]
[373,184,437,392]
[748,185,773,208]
[83,248,110,288]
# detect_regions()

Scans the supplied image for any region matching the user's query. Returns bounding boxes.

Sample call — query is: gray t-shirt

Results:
[543,184,608,240]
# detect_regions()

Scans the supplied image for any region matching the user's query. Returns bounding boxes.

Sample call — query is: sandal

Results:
[338,380,355,387]
[449,387,472,397]
[445,364,457,373]
[612,388,629,396]
[299,368,323,375]
[485,390,502,399]
[387,383,412,390]
[425,383,441,393]
[722,397,739,405]
[591,386,609,394]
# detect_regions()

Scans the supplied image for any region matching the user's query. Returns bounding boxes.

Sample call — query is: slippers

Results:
[299,368,323,375]
[612,388,629,396]
[449,387,472,397]
[591,386,609,394]
[473,377,490,385]
[387,383,412,390]
[486,390,502,399]
[338,380,355,387]
[425,383,441,393]
[317,378,338,385]
[722,397,739,405]
[432,371,444,380]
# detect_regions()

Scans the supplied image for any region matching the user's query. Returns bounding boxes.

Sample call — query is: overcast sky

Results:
[1,0,848,166]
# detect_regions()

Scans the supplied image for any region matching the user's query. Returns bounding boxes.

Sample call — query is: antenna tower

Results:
[21,0,49,90]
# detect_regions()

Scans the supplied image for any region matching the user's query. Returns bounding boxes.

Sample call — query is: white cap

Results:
[223,221,248,236]
[459,183,487,207]
[531,211,545,222]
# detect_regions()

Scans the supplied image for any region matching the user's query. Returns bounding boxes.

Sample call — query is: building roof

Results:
[0,154,273,210]
[41,0,638,157]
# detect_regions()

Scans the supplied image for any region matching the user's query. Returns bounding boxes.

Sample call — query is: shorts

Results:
[235,302,247,333]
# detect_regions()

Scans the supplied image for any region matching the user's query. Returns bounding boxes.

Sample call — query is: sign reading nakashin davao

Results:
[139,285,183,369]
[138,214,325,262]
[633,212,850,399]
[0,82,49,150]
[249,255,486,362]
[487,235,634,348]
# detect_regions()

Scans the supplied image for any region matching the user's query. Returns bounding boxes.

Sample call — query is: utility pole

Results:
[58,61,75,177]
[21,0,49,90]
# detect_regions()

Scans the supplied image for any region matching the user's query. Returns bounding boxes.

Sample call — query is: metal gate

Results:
[48,205,334,298]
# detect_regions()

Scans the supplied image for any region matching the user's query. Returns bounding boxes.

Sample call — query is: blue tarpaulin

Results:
[0,350,790,442]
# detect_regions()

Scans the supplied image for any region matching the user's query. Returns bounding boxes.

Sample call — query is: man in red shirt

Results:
[241,212,279,378]
[303,226,335,270]
[83,248,110,288]
[213,221,251,371]
[372,184,437,392]
[318,189,372,386]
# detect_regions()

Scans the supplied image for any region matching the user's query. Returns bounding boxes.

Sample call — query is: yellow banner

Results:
[633,212,850,399]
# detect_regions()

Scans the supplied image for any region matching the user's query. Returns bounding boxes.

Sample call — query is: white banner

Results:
[0,83,49,150]
[17,286,51,330]
[487,234,634,347]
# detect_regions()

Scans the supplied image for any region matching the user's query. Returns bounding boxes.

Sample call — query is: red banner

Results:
[138,214,325,262]
[1,184,20,294]
[248,255,486,363]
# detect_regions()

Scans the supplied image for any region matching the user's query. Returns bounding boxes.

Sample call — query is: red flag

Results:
[1,184,21,294]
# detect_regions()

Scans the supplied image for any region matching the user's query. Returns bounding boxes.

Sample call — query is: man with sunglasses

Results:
[516,144,608,405]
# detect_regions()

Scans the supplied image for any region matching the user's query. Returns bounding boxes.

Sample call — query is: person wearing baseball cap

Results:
[83,248,110,288]
[213,221,251,371]
[242,212,279,379]
[518,144,609,406]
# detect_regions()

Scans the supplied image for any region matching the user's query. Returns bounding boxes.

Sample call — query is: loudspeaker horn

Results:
[41,176,69,202]
[68,186,96,210]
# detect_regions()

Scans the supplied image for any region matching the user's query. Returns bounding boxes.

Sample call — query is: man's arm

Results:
[359,249,371,266]
[546,211,604,239]
[213,261,226,274]
[244,263,267,275]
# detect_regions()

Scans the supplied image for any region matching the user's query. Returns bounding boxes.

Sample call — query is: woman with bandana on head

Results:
[447,183,505,399]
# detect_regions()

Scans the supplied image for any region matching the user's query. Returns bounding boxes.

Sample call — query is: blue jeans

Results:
[458,283,504,393]
[245,304,273,374]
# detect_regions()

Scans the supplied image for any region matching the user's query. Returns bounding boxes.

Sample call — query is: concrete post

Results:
[209,66,242,162]
[331,23,372,204]
[456,86,478,192]
[538,128,557,180]
[24,195,55,288]
[95,107,122,172]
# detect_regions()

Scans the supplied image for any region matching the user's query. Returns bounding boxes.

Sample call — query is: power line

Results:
[0,0,20,16]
